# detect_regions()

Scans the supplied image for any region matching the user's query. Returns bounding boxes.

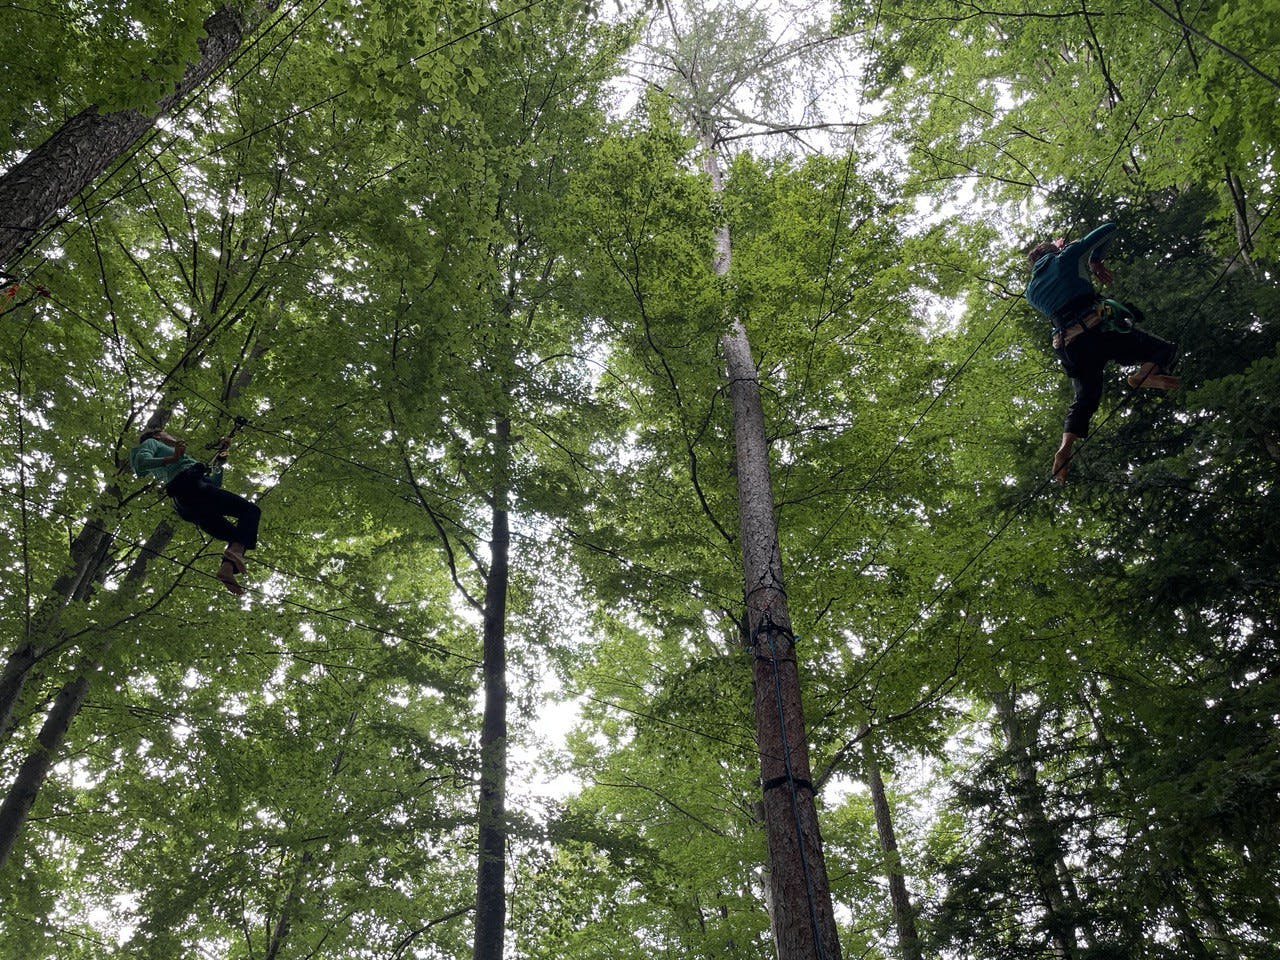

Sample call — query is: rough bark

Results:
[0,1,283,268]
[705,137,842,960]
[473,418,511,960]
[861,733,923,960]
[724,320,842,960]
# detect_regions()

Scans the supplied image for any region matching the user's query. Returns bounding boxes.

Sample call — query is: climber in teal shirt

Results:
[130,428,260,595]
[1025,223,1179,482]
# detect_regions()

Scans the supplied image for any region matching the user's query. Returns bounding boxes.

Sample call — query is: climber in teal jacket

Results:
[130,428,260,595]
[1025,223,1179,482]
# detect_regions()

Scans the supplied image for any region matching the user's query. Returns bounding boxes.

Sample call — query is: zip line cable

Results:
[776,0,885,517]
[795,293,1024,568]
[1138,0,1280,93]
[31,298,760,740]
[75,0,552,225]
[9,0,1273,813]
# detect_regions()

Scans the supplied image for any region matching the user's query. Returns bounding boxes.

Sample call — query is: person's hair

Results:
[137,427,165,444]
[1026,240,1058,270]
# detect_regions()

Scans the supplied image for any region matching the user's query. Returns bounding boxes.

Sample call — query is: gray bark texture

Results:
[706,138,842,959]
[0,2,282,269]
[724,322,843,960]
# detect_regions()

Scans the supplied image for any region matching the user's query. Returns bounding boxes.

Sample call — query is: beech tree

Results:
[1,1,1277,958]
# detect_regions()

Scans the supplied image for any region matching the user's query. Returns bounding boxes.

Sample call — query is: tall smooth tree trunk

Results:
[473,418,511,960]
[0,1,283,268]
[703,140,843,960]
[860,732,923,960]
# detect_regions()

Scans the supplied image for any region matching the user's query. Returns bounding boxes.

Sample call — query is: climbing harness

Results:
[1052,299,1136,349]
[146,415,248,521]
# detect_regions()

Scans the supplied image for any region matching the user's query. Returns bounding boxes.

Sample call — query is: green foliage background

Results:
[0,0,1277,957]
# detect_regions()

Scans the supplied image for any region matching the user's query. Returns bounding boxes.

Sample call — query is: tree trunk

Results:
[0,513,113,744]
[861,732,923,960]
[990,687,1083,959]
[723,320,842,960]
[473,418,511,960]
[0,519,173,870]
[700,131,842,960]
[0,1,283,268]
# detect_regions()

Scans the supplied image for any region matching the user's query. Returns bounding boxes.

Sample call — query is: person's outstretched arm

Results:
[1058,222,1117,282]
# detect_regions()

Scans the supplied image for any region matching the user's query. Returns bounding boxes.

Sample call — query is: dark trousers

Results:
[166,468,260,550]
[1056,319,1177,438]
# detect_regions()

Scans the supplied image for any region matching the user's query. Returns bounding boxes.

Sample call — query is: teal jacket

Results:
[129,438,222,488]
[1025,222,1117,327]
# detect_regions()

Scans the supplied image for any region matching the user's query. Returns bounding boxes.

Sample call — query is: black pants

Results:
[1055,316,1177,438]
[166,468,260,550]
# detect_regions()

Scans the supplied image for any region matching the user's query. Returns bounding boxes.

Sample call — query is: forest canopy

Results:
[0,1,1277,958]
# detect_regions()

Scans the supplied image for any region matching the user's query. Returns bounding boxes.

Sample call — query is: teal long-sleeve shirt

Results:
[129,438,222,488]
[1025,222,1117,325]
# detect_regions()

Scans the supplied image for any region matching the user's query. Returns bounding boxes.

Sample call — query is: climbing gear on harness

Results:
[1052,299,1135,349]
[1099,299,1136,334]
[1052,302,1106,349]
[204,415,249,464]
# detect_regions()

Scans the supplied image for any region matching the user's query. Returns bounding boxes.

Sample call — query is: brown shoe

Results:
[1128,371,1180,390]
[1051,446,1074,483]
[216,561,245,596]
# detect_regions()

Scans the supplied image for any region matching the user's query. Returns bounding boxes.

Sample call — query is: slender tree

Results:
[637,3,858,955]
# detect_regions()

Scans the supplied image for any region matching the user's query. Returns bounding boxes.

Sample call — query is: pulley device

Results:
[205,415,249,464]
